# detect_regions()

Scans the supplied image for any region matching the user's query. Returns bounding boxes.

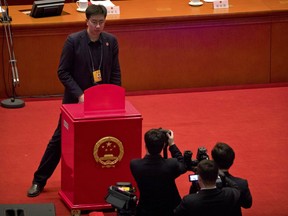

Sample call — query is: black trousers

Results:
[32,115,61,187]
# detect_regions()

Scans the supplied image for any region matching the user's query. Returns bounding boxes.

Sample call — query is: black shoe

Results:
[27,184,43,197]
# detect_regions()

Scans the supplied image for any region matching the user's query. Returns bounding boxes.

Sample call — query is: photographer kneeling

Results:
[130,128,187,216]
[174,160,240,216]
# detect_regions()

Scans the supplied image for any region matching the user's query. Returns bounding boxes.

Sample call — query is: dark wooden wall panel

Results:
[0,0,287,98]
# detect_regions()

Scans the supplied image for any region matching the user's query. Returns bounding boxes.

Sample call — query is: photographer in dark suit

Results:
[130,129,187,216]
[174,160,240,216]
[27,4,121,197]
[211,142,253,216]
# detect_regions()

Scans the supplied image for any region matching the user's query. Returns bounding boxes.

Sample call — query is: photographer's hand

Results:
[218,170,239,189]
[218,169,225,178]
[167,130,175,146]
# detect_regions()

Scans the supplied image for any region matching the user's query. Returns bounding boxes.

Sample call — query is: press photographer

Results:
[211,142,252,216]
[130,128,187,216]
[174,160,241,216]
[184,146,239,194]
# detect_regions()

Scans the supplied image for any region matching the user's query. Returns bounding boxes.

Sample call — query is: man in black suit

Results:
[174,160,240,216]
[130,129,187,216]
[211,142,253,216]
[27,4,121,197]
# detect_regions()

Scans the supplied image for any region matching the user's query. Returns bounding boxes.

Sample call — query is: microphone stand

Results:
[0,0,25,108]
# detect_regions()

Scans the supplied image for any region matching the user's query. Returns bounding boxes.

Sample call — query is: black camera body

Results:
[158,128,170,144]
[184,147,210,194]
[158,128,171,159]
[105,182,137,216]
[184,147,209,172]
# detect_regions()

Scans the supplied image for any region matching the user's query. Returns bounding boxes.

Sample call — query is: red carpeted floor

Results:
[1,86,288,216]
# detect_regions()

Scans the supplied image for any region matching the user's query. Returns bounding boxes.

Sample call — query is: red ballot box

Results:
[59,84,142,212]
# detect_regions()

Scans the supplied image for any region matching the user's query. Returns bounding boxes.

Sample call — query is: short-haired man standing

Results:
[130,129,187,216]
[27,4,121,197]
[211,142,253,216]
[174,160,240,216]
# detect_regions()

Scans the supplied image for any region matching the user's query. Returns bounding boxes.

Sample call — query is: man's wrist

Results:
[78,94,84,103]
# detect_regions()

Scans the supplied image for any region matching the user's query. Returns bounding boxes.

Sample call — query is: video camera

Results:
[105,182,137,216]
[184,147,209,172]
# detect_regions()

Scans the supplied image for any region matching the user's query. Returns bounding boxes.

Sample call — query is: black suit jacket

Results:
[58,30,121,104]
[223,172,253,216]
[130,145,187,216]
[174,187,240,216]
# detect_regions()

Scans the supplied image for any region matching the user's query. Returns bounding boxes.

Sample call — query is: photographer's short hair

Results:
[197,160,219,184]
[86,4,107,20]
[144,129,166,155]
[211,142,235,170]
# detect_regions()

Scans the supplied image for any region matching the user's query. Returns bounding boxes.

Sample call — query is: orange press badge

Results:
[93,70,102,83]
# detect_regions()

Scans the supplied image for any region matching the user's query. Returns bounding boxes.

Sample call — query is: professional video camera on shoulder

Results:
[105,182,137,216]
[184,146,209,172]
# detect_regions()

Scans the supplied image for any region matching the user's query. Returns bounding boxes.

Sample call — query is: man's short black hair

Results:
[197,160,219,184]
[144,129,166,155]
[211,142,235,170]
[86,4,107,20]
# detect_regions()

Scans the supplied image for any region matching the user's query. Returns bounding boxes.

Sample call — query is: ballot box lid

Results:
[61,84,142,120]
[84,84,125,113]
[61,100,141,121]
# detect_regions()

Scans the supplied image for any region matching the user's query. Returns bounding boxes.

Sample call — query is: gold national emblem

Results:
[93,136,124,168]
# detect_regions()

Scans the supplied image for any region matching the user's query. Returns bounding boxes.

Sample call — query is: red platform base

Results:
[59,191,112,211]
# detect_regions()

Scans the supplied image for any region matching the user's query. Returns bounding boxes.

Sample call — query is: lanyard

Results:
[88,43,103,71]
